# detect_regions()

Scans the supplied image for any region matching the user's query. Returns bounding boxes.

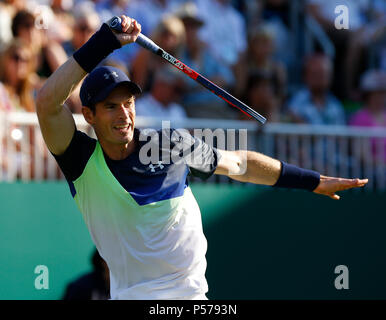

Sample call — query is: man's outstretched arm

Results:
[214,149,368,200]
[36,15,141,155]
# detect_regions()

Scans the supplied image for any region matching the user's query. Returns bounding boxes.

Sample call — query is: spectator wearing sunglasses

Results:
[0,39,41,112]
[11,9,68,79]
[0,38,45,180]
[130,14,186,93]
[62,4,101,57]
[60,5,102,113]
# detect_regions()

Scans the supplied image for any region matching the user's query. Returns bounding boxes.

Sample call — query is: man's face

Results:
[86,85,136,146]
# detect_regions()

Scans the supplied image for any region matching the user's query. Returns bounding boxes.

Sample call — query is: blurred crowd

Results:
[0,0,385,126]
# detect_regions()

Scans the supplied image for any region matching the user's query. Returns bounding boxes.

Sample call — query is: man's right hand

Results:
[108,15,142,46]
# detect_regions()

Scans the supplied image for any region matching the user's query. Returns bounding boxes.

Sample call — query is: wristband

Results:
[273,161,320,191]
[73,23,122,73]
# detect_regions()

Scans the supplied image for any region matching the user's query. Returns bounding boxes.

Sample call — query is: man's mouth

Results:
[113,123,131,134]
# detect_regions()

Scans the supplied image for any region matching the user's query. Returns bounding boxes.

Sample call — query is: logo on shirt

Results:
[148,161,164,172]
[104,71,118,80]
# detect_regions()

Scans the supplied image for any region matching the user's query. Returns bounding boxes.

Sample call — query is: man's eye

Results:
[106,105,115,109]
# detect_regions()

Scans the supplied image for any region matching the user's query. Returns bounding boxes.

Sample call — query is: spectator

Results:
[239,0,293,67]
[135,66,187,126]
[0,0,26,50]
[100,0,182,67]
[260,0,294,69]
[345,3,386,100]
[11,9,68,78]
[262,0,290,24]
[101,57,129,75]
[241,71,281,123]
[349,70,386,163]
[306,0,385,100]
[126,0,184,37]
[196,0,247,69]
[62,3,100,57]
[130,14,185,92]
[0,39,45,180]
[350,70,386,127]
[62,249,110,300]
[175,1,236,119]
[93,0,130,23]
[239,0,290,29]
[11,9,43,56]
[237,0,263,28]
[48,0,74,44]
[80,0,141,66]
[0,39,41,112]
[236,24,287,104]
[286,53,346,125]
[60,4,101,113]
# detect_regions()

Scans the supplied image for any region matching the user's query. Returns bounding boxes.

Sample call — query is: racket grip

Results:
[108,16,122,32]
[108,16,160,54]
[135,33,160,53]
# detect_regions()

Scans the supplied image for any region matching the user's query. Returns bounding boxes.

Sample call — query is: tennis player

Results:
[36,16,367,300]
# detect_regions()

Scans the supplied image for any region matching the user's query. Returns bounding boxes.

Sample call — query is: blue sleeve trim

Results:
[67,179,77,198]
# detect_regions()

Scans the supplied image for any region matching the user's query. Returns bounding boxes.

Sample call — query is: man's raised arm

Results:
[36,15,141,155]
[215,149,368,200]
[36,57,85,155]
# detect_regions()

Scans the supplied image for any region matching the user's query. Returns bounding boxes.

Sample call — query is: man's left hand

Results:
[313,175,368,200]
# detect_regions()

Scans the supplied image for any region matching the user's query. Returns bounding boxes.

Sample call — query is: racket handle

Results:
[135,34,160,53]
[108,16,160,53]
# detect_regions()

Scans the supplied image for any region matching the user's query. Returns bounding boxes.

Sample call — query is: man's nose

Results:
[117,104,129,118]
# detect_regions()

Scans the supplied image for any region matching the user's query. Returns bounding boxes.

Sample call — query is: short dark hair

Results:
[12,10,35,37]
[86,103,96,114]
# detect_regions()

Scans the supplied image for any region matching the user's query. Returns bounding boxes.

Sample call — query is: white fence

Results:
[1,111,386,191]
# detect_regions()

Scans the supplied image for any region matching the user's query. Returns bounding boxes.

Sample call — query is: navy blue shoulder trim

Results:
[52,129,97,182]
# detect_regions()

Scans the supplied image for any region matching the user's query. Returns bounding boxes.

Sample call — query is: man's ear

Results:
[82,106,95,125]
